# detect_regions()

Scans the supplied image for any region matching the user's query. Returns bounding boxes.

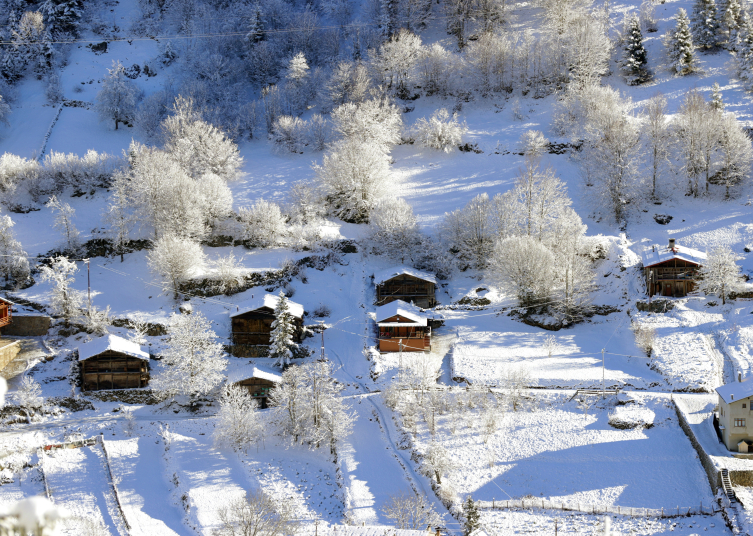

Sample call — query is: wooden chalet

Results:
[228,366,282,408]
[78,334,150,391]
[642,238,706,298]
[230,294,304,357]
[0,297,12,331]
[374,267,438,308]
[376,300,432,352]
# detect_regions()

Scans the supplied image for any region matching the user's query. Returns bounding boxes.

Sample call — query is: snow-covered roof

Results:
[376,300,428,326]
[78,334,150,362]
[0,296,14,305]
[374,266,438,286]
[716,380,753,404]
[227,365,282,385]
[642,244,707,268]
[230,294,304,319]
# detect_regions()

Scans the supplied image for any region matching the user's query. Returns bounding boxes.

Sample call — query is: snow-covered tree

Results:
[0,95,10,126]
[272,116,307,154]
[330,98,403,155]
[147,235,206,300]
[710,82,725,111]
[95,61,140,130]
[152,312,227,405]
[697,245,744,304]
[413,109,467,152]
[441,193,495,270]
[15,376,43,423]
[39,0,83,36]
[691,0,719,48]
[488,235,555,307]
[639,0,658,33]
[567,14,611,88]
[675,90,721,196]
[287,181,326,225]
[366,197,421,263]
[213,383,262,453]
[212,252,244,295]
[314,139,391,223]
[381,492,443,530]
[216,490,298,536]
[104,172,134,263]
[46,195,79,253]
[269,292,299,367]
[417,43,453,96]
[306,114,331,151]
[0,214,29,285]
[514,161,571,242]
[717,112,753,198]
[419,441,455,485]
[518,130,549,163]
[369,29,422,96]
[81,305,111,335]
[642,93,673,200]
[161,97,243,183]
[666,9,697,75]
[463,496,481,536]
[238,199,287,247]
[721,0,744,42]
[39,256,82,319]
[325,61,371,108]
[622,14,651,85]
[735,12,753,87]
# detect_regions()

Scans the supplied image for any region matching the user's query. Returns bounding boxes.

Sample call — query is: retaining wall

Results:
[1,316,51,336]
[672,397,722,493]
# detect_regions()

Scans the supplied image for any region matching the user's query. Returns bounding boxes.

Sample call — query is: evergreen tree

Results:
[246,3,264,46]
[722,0,743,42]
[270,291,298,367]
[623,15,651,84]
[710,82,725,110]
[691,0,719,48]
[379,0,398,36]
[463,496,481,536]
[666,9,697,74]
[735,11,753,86]
[40,0,83,36]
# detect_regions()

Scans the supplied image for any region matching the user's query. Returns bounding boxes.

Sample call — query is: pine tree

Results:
[710,82,725,110]
[691,0,719,48]
[735,11,753,85]
[666,9,697,74]
[246,3,264,46]
[722,0,743,42]
[623,15,651,84]
[379,0,398,36]
[270,292,298,367]
[463,496,481,536]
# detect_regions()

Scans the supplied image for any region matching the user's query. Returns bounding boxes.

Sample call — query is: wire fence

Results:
[475,498,722,518]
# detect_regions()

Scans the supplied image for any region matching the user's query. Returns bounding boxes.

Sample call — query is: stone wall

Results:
[672,398,721,493]
[1,316,51,337]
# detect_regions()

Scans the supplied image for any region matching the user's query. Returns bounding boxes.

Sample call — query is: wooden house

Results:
[376,300,432,352]
[716,375,753,451]
[374,267,438,308]
[78,334,150,391]
[0,297,12,331]
[228,366,282,408]
[230,294,304,357]
[642,239,706,298]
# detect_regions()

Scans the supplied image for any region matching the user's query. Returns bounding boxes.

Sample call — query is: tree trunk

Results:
[115,119,119,130]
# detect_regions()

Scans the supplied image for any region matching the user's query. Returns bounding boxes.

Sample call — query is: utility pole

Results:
[399,339,404,380]
[84,258,91,314]
[648,271,653,311]
[318,320,325,360]
[601,348,605,398]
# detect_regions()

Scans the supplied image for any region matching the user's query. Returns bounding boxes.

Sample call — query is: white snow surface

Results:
[373,267,438,286]
[77,334,150,362]
[230,293,305,319]
[375,300,429,326]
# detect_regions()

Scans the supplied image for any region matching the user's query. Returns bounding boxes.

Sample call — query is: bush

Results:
[239,199,287,248]
[413,109,467,152]
[272,116,307,154]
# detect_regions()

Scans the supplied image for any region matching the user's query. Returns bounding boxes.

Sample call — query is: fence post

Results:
[630,508,633,517]
[493,498,495,509]
[618,506,620,515]
[677,506,679,516]
[661,507,663,518]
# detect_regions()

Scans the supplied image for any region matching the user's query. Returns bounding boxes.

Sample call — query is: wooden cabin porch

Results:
[378,325,431,352]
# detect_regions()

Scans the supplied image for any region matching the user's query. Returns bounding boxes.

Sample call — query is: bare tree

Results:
[215,490,298,536]
[366,197,420,263]
[39,256,83,319]
[716,112,753,198]
[104,172,134,263]
[95,61,140,130]
[543,335,558,358]
[381,492,443,530]
[238,199,287,248]
[631,323,656,357]
[675,91,721,197]
[46,195,80,253]
[15,376,43,423]
[0,215,29,285]
[419,441,455,485]
[369,29,423,95]
[330,98,403,155]
[642,94,673,200]
[413,109,467,152]
[441,193,495,270]
[488,236,555,308]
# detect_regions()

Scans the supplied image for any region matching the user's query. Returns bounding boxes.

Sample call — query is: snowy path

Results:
[42,444,127,535]
[168,426,248,535]
[105,437,191,536]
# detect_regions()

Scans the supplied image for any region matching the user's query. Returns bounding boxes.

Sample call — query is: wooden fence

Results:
[476,498,721,518]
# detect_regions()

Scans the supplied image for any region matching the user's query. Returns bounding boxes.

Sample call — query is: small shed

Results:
[230,294,304,357]
[376,300,431,352]
[228,366,282,408]
[0,297,13,330]
[78,334,150,391]
[642,239,706,298]
[374,267,438,308]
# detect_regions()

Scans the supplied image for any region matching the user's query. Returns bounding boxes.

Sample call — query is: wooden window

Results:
[744,404,747,409]
[735,419,746,427]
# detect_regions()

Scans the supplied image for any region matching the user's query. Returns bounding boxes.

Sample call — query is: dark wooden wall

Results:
[81,350,149,391]
[231,307,303,345]
[235,377,277,408]
[376,275,437,307]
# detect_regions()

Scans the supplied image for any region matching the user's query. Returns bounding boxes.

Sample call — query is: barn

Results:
[0,297,12,331]
[642,239,706,298]
[376,300,432,352]
[374,267,438,308]
[228,366,282,408]
[230,294,304,357]
[78,334,150,391]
